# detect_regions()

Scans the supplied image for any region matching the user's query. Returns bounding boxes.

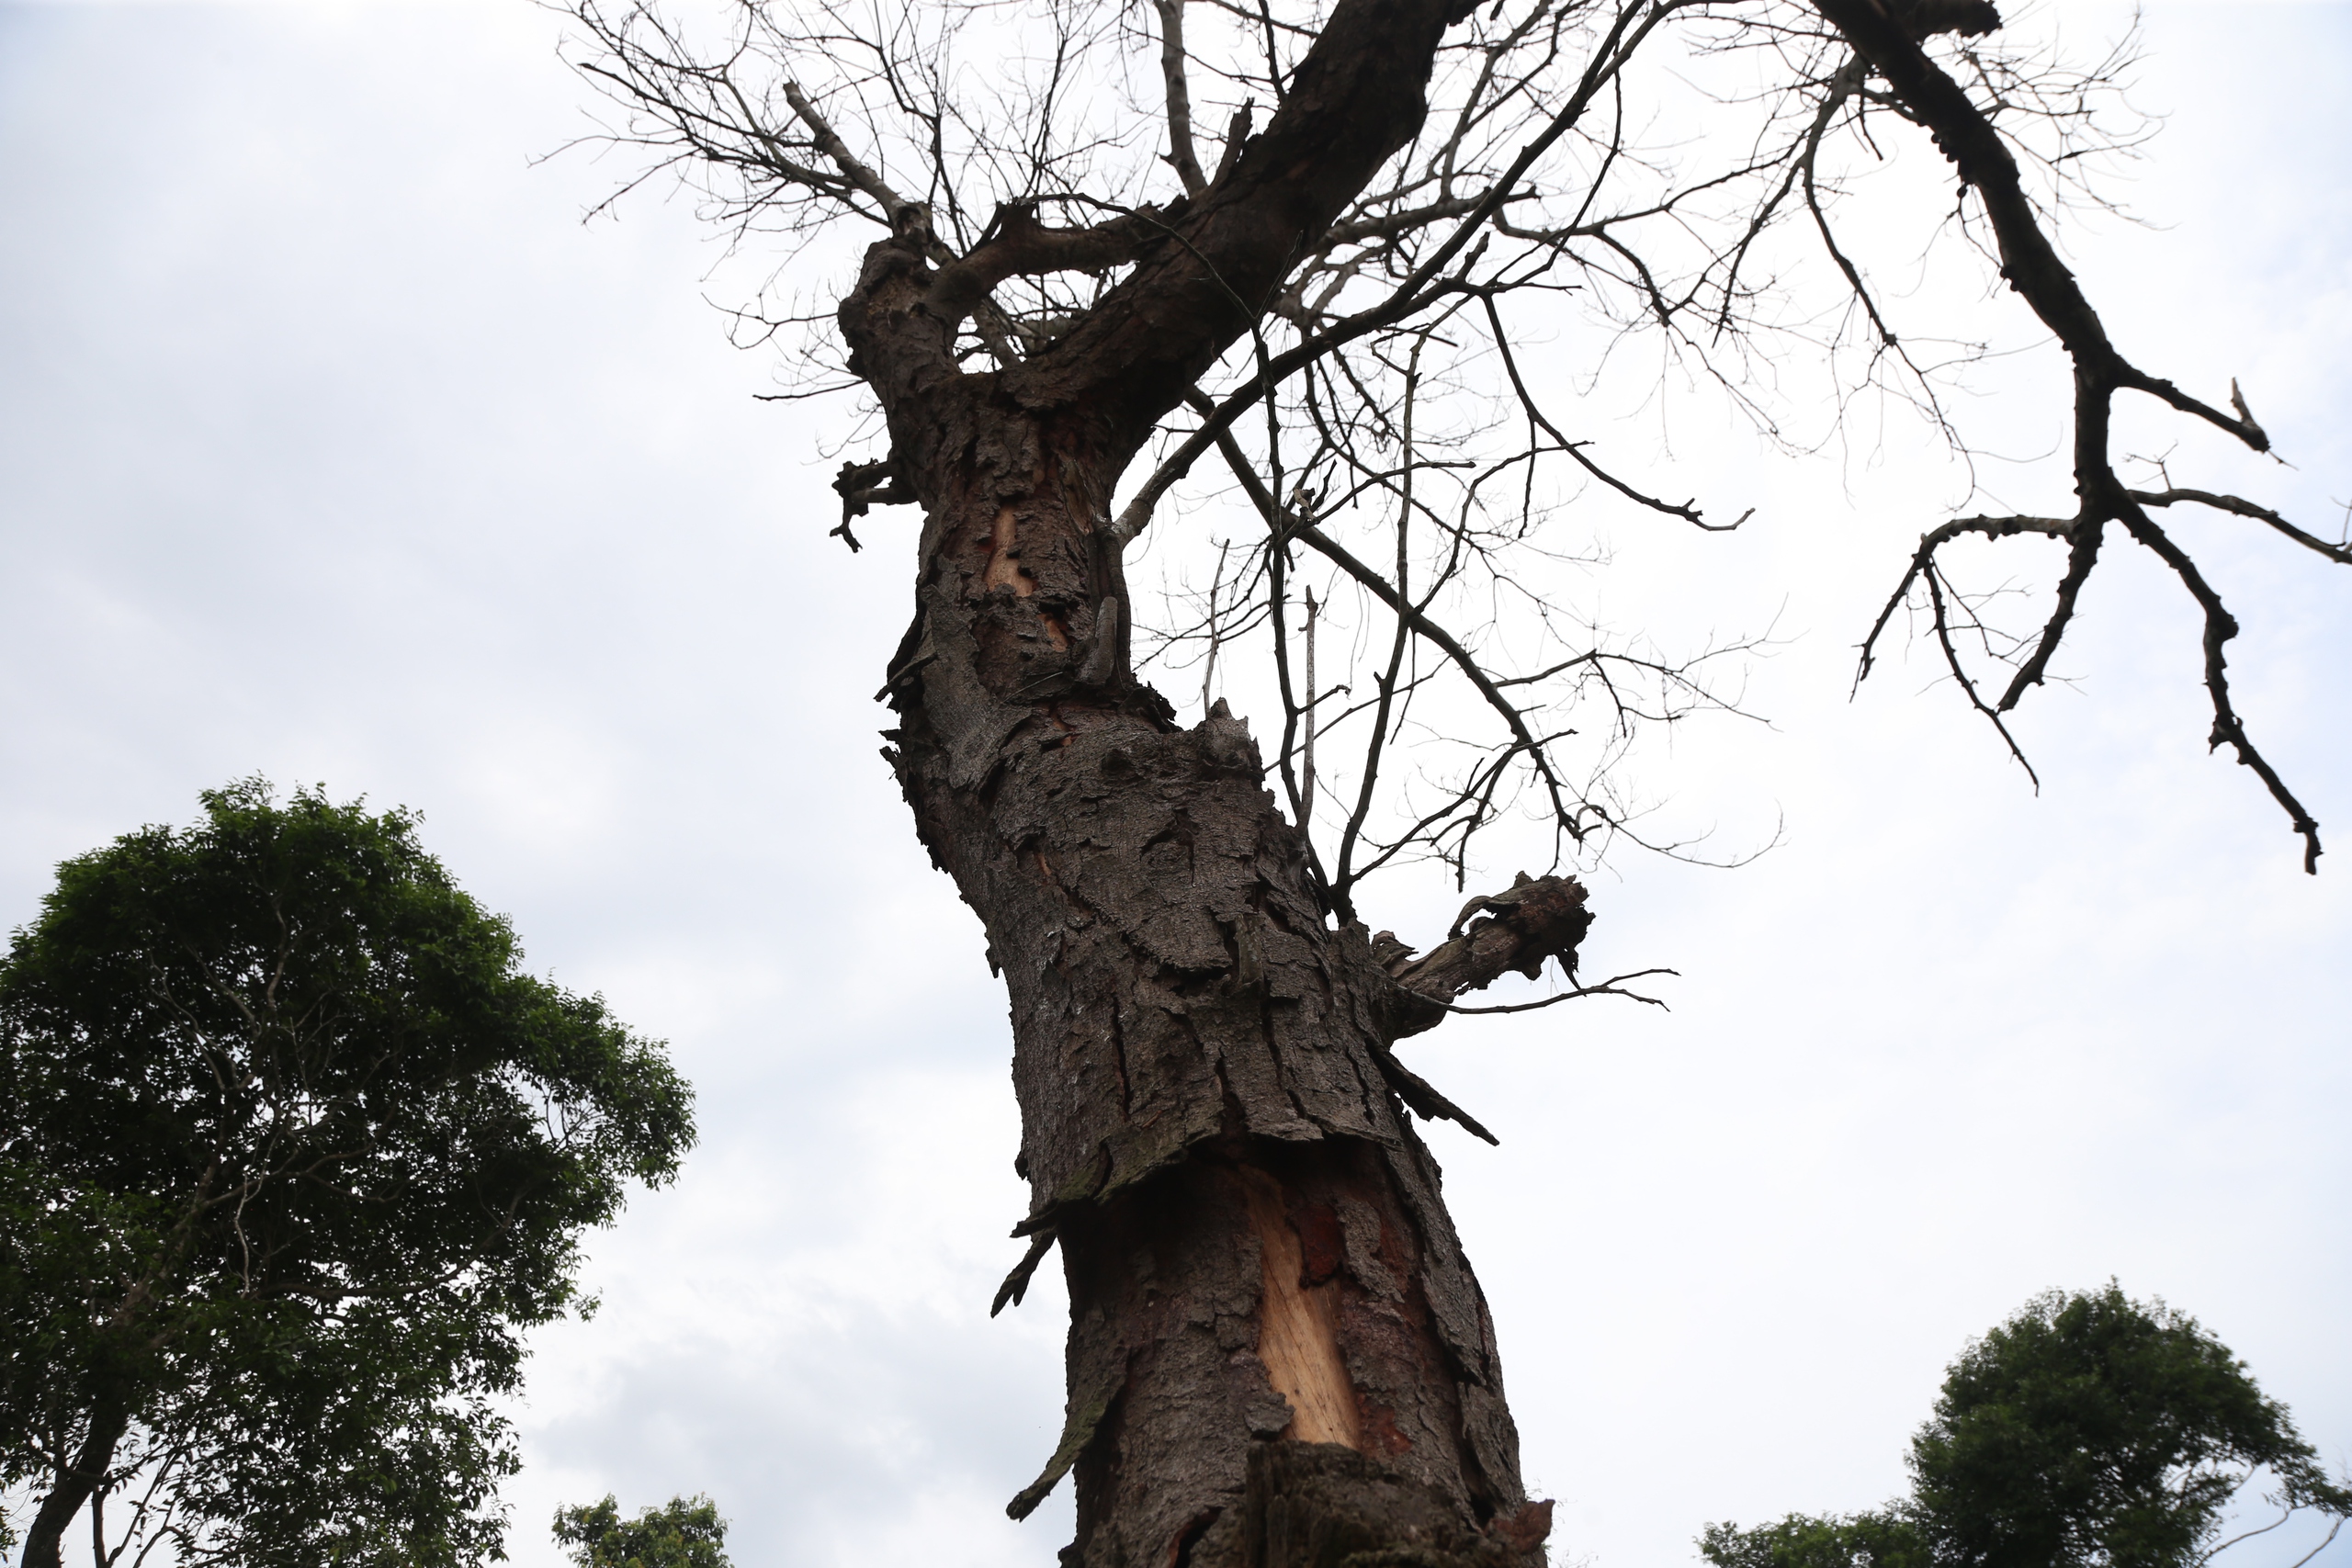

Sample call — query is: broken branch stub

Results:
[1380,873,1594,1039]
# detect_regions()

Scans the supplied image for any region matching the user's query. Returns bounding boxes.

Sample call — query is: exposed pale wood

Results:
[1244,1169,1363,1450]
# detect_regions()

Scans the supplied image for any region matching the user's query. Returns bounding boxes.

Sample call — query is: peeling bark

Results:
[830,0,1569,1554]
[856,264,1549,1567]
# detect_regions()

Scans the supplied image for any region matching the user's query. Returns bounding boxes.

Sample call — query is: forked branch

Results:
[1816,0,2327,872]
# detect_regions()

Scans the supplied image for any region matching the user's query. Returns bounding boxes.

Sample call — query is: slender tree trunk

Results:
[21,1398,127,1568]
[866,363,1552,1562]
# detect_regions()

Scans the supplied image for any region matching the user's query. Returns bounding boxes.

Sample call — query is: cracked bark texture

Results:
[871,381,1550,1562]
[836,0,1574,1559]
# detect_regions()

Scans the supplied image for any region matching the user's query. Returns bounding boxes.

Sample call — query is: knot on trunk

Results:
[1374,874,1591,1039]
[1241,1442,1552,1568]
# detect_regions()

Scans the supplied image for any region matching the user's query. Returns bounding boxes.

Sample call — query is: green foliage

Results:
[553,1494,732,1568]
[1701,1285,2352,1568]
[1699,1511,1928,1568]
[1912,1284,2352,1568]
[0,780,696,1567]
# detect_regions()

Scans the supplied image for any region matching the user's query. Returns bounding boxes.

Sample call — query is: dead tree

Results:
[564,0,2340,1560]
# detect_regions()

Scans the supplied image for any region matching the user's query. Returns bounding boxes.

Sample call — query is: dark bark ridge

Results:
[831,1,1593,1559]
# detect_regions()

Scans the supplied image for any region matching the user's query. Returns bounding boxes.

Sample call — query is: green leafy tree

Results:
[1702,1285,2352,1568]
[1913,1285,2352,1568]
[0,780,696,1568]
[1699,1511,1928,1568]
[553,1494,732,1568]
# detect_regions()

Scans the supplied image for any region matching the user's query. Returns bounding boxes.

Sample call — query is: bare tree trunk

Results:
[20,1397,126,1568]
[809,1,1601,1553]
[573,0,2345,1544]
[867,361,1555,1561]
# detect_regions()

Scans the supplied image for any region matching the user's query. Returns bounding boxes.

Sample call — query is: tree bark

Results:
[20,1395,127,1568]
[877,433,1551,1562]
[829,0,1578,1556]
[854,298,1555,1568]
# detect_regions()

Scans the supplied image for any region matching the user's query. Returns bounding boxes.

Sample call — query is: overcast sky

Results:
[2,2,2347,1565]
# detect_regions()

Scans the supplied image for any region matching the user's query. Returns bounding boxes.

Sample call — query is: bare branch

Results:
[2129,488,2352,567]
[1817,0,2326,868]
[780,77,911,218]
[2119,501,2323,873]
[1432,968,1678,1015]
[1155,0,1210,197]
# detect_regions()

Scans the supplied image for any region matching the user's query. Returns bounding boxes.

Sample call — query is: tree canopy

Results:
[0,780,695,1568]
[1701,1285,2352,1568]
[554,1494,734,1568]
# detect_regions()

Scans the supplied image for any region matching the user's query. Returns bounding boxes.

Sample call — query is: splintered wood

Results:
[1243,1169,1362,1450]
